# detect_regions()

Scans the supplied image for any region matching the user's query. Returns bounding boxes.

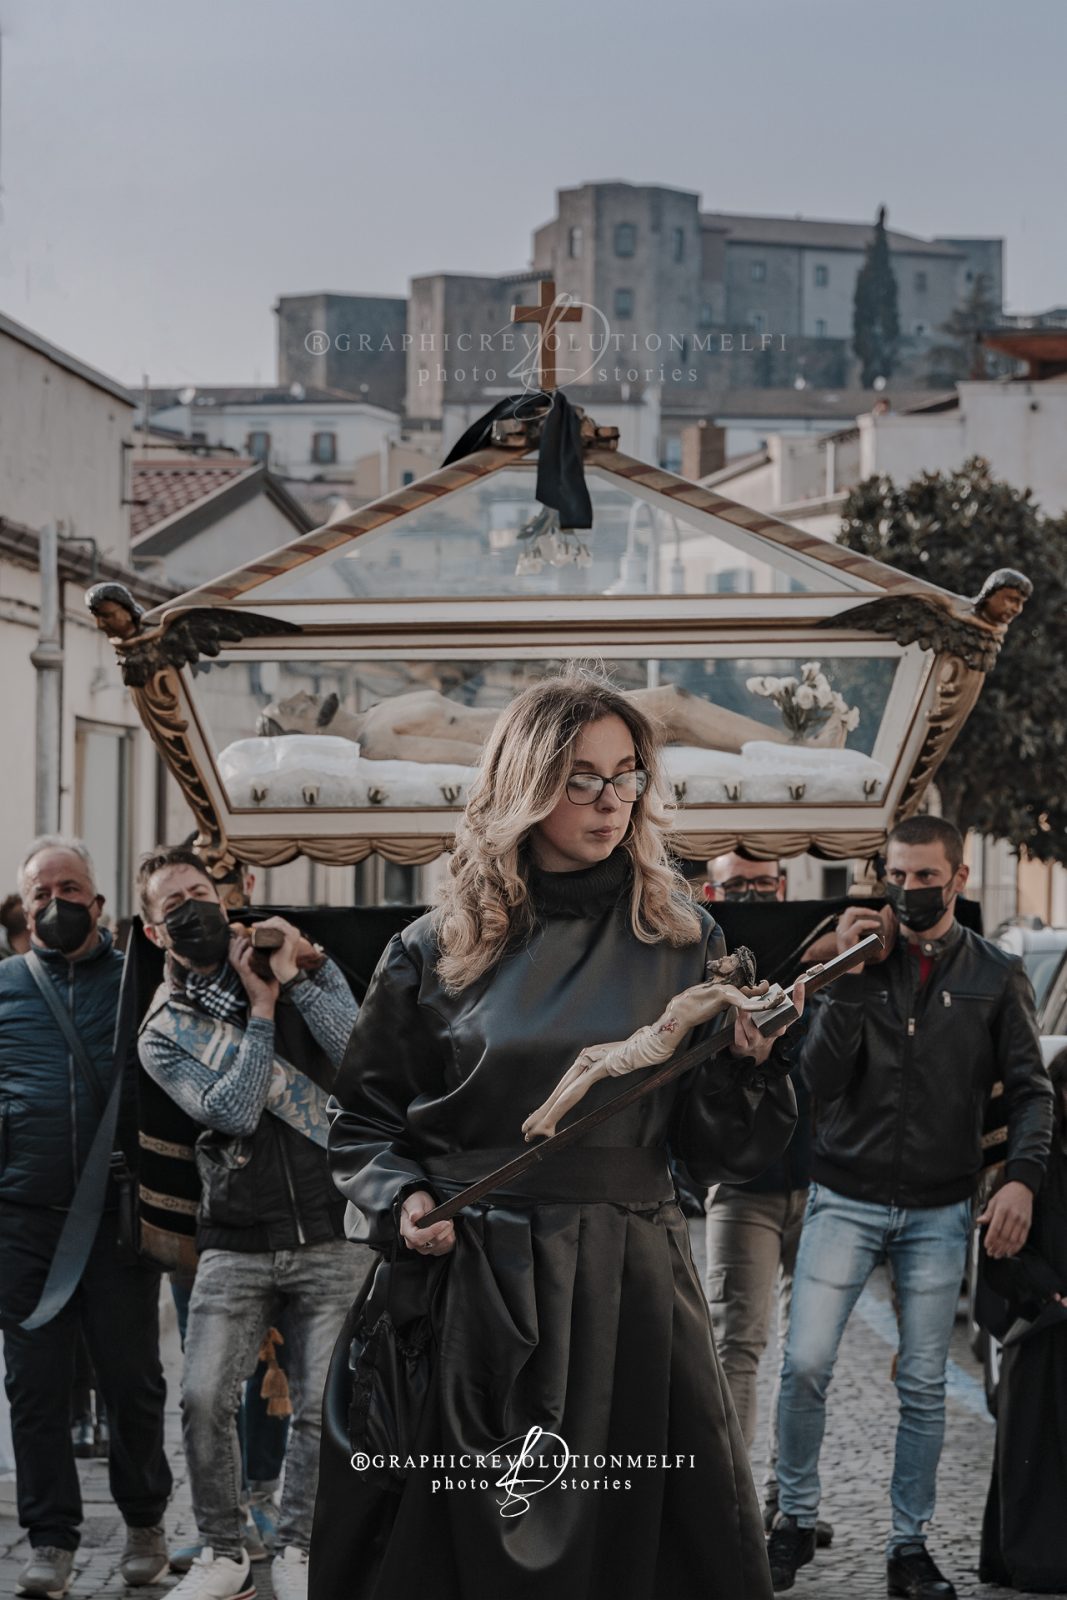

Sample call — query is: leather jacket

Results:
[799,921,1052,1208]
[327,853,798,1248]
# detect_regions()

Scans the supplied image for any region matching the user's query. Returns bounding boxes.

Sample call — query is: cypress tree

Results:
[852,206,901,387]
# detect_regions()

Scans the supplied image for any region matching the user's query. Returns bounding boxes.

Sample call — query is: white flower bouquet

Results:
[745,660,860,743]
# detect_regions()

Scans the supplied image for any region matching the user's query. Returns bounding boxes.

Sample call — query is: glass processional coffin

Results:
[114,429,992,874]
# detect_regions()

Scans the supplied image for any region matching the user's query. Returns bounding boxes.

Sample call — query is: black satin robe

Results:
[310,857,796,1600]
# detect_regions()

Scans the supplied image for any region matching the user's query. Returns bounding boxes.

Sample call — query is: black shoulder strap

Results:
[4,952,126,1332]
[25,951,110,1113]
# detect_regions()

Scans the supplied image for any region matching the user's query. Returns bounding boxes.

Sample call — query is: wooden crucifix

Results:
[511,279,583,392]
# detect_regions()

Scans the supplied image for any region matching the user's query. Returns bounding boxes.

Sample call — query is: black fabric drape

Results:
[442,389,593,530]
[979,1142,1067,1591]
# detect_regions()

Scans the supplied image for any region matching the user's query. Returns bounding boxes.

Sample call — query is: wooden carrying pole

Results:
[416,932,883,1227]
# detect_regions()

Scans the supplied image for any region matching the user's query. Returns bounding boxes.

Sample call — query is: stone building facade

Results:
[275,291,407,411]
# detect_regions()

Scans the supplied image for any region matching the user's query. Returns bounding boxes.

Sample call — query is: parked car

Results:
[1037,944,1067,1066]
[994,921,1067,1012]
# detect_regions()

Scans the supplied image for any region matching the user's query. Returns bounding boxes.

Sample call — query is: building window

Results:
[246,430,271,463]
[815,318,828,338]
[614,223,636,258]
[749,310,766,333]
[714,568,754,594]
[699,303,714,328]
[75,721,135,919]
[672,227,685,263]
[750,260,766,283]
[614,287,634,319]
[355,855,420,906]
[915,270,928,292]
[401,470,415,486]
[662,437,683,472]
[311,431,337,465]
[814,264,829,287]
[568,225,583,259]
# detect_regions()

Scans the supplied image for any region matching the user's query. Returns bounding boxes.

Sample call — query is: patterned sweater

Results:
[138,957,357,1137]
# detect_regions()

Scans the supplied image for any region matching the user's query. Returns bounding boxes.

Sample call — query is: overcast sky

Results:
[0,0,1062,388]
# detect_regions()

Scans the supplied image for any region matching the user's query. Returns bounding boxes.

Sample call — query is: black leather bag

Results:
[324,1243,444,1493]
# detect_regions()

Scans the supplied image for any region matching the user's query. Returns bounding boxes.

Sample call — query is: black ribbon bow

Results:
[442,389,593,531]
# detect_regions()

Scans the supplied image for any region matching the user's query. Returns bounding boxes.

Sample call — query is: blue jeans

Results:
[170,1278,291,1491]
[776,1183,971,1556]
[181,1239,372,1558]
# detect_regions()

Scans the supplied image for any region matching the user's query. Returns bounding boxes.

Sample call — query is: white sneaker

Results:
[270,1546,309,1600]
[166,1547,255,1599]
[16,1547,74,1598]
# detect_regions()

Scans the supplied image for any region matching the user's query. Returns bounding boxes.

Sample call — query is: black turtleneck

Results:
[526,847,632,918]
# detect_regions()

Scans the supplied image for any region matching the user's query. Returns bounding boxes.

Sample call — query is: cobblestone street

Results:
[0,1226,1051,1599]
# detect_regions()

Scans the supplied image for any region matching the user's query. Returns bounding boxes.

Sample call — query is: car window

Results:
[1041,967,1067,1035]
[1026,948,1067,1010]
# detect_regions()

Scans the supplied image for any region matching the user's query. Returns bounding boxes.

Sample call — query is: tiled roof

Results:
[130,460,257,539]
[701,212,968,257]
[144,384,369,408]
[674,387,937,420]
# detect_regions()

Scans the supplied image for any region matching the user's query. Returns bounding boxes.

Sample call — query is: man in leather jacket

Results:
[767,816,1053,1600]
[137,847,371,1600]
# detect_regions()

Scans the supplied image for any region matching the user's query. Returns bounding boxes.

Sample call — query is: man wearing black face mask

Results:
[702,849,834,1544]
[137,846,368,1600]
[768,816,1054,1599]
[0,837,172,1599]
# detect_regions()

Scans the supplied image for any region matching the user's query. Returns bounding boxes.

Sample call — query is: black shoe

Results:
[887,1545,957,1598]
[71,1417,94,1459]
[767,1515,816,1592]
[815,1518,834,1549]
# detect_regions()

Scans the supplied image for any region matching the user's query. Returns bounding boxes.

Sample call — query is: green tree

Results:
[926,272,1001,388]
[852,206,901,388]
[839,457,1067,862]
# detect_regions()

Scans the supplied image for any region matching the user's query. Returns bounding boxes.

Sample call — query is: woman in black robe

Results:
[979,1044,1067,1594]
[309,668,799,1600]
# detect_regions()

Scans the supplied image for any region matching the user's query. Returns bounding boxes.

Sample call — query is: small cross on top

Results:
[511,279,583,392]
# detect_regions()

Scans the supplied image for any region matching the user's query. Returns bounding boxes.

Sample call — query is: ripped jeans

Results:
[181,1239,372,1558]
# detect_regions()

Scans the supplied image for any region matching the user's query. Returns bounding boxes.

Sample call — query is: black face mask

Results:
[884,881,951,934]
[34,897,95,955]
[163,898,231,967]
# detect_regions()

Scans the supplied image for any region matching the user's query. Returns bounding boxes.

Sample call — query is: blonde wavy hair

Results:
[434,666,702,991]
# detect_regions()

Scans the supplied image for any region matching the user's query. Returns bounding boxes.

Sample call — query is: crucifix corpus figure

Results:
[511,278,582,391]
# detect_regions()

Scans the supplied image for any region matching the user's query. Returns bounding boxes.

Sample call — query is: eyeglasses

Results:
[715,876,781,897]
[566,769,648,805]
